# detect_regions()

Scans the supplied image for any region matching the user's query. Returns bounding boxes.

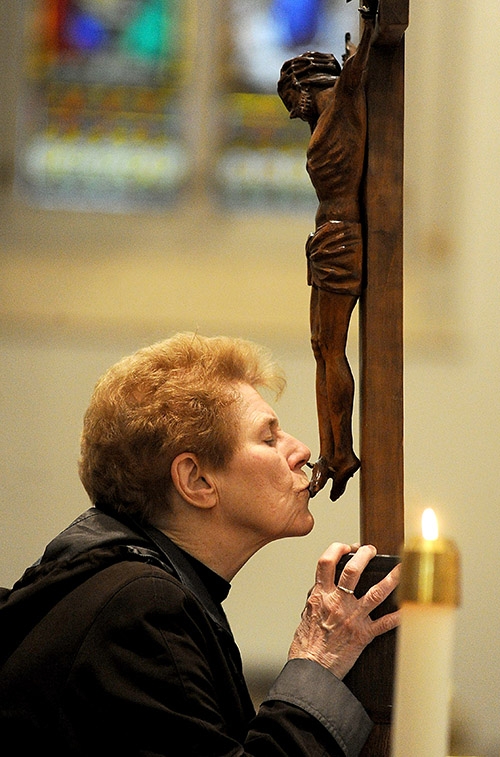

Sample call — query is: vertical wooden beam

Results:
[344,5,409,754]
[359,1,408,555]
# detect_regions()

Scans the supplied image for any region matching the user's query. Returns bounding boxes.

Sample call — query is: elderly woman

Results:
[0,331,399,757]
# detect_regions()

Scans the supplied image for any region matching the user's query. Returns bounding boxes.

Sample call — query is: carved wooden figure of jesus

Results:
[278,3,378,502]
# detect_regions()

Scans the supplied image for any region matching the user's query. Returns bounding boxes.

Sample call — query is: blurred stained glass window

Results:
[215,0,359,210]
[17,0,187,211]
[15,0,360,214]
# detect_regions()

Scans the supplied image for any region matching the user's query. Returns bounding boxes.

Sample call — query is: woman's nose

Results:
[284,432,311,470]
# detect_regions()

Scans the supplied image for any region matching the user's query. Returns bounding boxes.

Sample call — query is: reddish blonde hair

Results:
[78,333,285,522]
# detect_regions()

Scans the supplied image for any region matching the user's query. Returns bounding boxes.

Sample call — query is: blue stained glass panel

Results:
[270,0,323,47]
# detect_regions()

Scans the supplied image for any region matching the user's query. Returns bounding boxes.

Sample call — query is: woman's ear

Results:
[170,453,217,509]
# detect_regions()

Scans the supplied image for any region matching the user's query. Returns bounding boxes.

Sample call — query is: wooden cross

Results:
[350,2,409,754]
[278,4,409,751]
[277,0,408,564]
[359,0,409,556]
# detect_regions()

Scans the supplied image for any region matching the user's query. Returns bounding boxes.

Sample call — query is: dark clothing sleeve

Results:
[261,660,372,757]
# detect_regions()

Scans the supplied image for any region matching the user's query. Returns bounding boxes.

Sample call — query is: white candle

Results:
[391,508,461,757]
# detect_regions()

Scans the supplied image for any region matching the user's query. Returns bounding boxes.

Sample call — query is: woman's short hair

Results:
[78,333,286,523]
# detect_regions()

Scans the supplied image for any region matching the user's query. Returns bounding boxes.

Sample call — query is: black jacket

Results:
[0,508,371,756]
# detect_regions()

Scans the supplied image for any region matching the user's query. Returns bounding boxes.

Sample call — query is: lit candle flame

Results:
[421,508,439,541]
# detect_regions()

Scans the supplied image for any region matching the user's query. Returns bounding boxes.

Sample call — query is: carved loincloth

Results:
[306,220,363,296]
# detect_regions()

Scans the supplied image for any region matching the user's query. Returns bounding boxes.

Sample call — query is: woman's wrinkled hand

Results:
[288,542,401,680]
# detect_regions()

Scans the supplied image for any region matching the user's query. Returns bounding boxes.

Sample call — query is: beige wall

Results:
[1,2,500,755]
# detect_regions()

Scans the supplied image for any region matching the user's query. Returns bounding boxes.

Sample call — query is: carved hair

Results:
[277,51,341,101]
[79,333,285,522]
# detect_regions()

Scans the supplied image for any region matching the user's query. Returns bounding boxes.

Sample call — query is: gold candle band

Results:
[398,536,461,606]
